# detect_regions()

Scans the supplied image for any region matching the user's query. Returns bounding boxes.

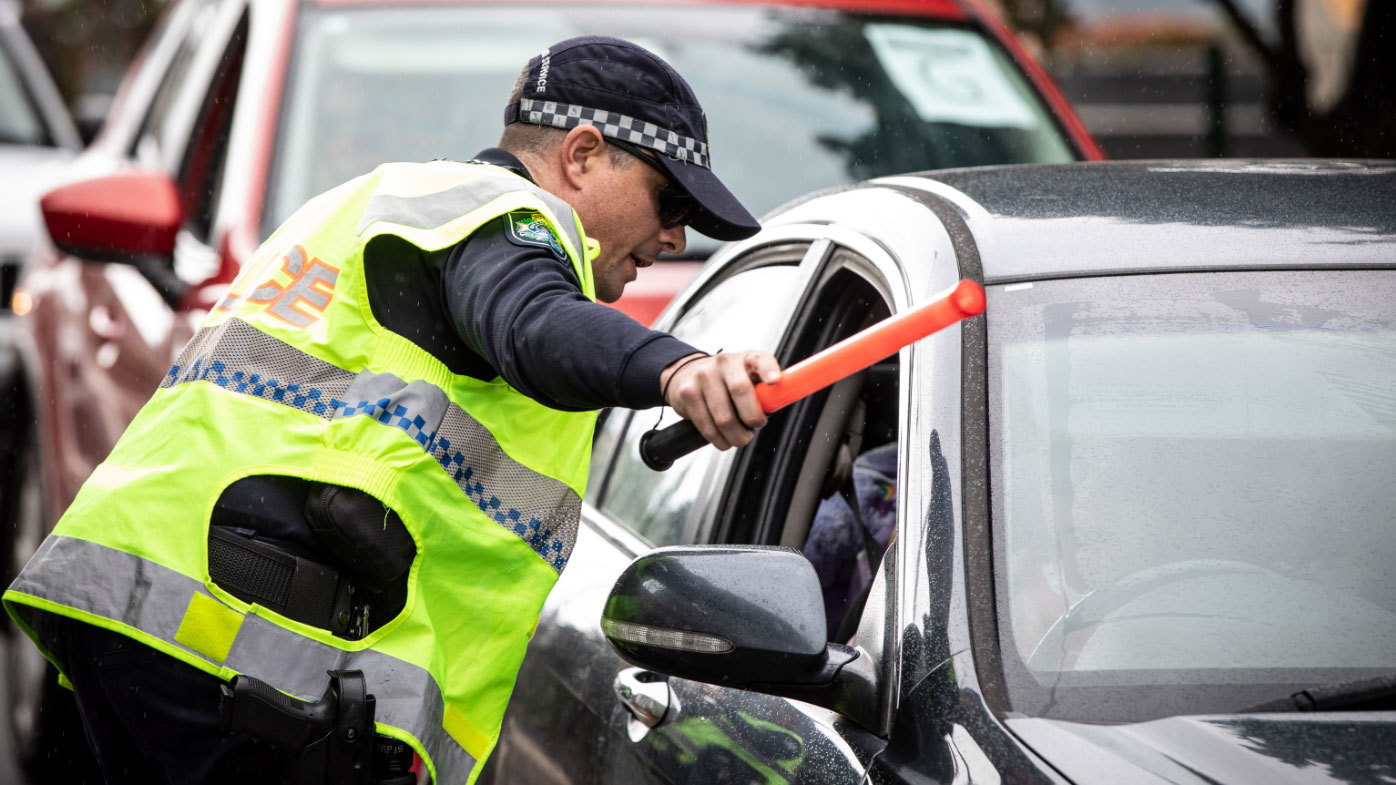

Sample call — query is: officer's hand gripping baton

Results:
[640,279,986,471]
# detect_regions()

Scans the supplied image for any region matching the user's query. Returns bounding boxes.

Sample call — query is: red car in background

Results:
[0,0,1099,775]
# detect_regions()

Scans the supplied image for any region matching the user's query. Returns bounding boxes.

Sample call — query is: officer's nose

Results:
[659,224,686,256]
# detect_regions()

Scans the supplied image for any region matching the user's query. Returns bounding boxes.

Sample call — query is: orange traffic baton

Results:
[640,279,986,470]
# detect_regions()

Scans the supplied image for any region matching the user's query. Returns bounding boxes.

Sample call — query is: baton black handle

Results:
[639,420,710,471]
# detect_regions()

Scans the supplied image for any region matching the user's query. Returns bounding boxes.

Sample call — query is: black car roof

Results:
[912,160,1396,282]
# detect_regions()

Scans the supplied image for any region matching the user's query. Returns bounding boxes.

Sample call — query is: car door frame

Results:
[569,191,955,783]
[681,181,1045,784]
[588,225,902,784]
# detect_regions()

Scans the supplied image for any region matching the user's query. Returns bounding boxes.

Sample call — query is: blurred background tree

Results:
[1008,0,1390,158]
[1211,0,1393,155]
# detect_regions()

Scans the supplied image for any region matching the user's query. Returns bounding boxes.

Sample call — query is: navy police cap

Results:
[504,36,760,242]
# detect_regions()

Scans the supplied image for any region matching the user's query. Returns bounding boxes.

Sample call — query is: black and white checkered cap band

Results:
[515,98,710,169]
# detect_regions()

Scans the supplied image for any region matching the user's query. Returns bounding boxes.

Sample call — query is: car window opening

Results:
[130,0,214,164]
[592,256,807,546]
[716,259,898,643]
[0,37,51,147]
[178,12,248,242]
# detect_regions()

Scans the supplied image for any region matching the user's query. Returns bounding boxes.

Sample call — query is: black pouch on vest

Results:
[304,484,416,598]
[208,526,354,636]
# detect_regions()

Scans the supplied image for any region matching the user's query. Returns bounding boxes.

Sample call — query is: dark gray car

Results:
[481,160,1396,785]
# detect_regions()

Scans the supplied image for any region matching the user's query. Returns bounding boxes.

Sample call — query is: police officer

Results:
[5,36,776,784]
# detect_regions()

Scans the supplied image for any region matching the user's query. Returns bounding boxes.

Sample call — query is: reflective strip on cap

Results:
[512,99,711,169]
[8,535,477,782]
[162,318,581,572]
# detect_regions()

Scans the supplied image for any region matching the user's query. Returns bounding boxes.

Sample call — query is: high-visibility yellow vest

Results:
[4,161,601,785]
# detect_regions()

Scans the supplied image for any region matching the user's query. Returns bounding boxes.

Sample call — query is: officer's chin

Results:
[595,282,624,304]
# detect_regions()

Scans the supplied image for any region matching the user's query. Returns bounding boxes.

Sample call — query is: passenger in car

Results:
[805,442,899,641]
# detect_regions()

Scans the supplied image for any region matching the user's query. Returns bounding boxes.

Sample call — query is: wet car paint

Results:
[488,163,1396,784]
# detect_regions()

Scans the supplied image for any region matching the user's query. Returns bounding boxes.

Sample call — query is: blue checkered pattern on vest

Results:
[164,360,571,570]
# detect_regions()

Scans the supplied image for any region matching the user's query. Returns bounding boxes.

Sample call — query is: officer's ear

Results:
[559,125,608,190]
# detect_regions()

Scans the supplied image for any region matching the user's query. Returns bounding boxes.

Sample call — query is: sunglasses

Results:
[607,138,698,230]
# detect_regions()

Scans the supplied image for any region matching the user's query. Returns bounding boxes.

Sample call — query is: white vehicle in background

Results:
[0,0,80,293]
[0,3,81,781]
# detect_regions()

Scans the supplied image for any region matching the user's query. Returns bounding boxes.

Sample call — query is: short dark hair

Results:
[499,64,633,167]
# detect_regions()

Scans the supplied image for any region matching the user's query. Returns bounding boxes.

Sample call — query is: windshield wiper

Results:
[1244,673,1396,713]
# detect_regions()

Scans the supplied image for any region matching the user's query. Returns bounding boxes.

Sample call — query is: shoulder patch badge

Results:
[505,211,566,262]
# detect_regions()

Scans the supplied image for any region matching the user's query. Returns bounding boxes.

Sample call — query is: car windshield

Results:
[0,37,48,146]
[264,4,1075,254]
[986,270,1396,723]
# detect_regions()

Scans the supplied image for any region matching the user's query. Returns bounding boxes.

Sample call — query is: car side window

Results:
[0,38,47,146]
[177,12,247,242]
[591,247,809,547]
[717,248,900,642]
[129,0,216,166]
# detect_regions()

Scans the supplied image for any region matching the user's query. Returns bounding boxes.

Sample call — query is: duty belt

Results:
[208,526,353,635]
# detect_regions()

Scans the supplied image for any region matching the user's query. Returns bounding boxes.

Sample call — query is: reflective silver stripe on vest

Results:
[8,535,476,781]
[162,317,581,572]
[356,166,585,260]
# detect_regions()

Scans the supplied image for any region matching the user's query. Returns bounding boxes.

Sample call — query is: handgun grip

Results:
[220,673,336,751]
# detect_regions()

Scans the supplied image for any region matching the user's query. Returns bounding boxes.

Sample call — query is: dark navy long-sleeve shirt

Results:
[213,149,699,550]
[362,147,698,410]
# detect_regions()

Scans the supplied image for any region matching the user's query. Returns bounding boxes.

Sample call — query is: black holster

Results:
[219,670,415,785]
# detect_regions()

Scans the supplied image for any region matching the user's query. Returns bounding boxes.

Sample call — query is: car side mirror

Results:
[601,546,878,728]
[39,172,190,306]
[40,171,183,262]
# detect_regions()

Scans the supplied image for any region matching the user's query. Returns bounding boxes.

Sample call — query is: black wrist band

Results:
[659,352,711,403]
